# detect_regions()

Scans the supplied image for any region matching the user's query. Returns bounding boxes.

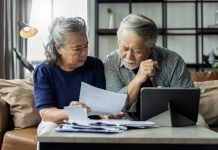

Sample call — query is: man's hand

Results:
[100,112,125,119]
[134,59,158,84]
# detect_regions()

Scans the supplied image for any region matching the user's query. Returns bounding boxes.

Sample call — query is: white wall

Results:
[28,1,218,64]
[94,1,218,63]
[27,0,87,63]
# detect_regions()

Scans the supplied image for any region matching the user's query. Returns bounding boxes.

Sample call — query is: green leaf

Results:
[212,61,218,68]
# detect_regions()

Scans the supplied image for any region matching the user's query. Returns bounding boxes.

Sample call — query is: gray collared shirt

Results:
[103,46,194,120]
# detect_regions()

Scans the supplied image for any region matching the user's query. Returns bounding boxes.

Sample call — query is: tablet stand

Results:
[148,102,195,127]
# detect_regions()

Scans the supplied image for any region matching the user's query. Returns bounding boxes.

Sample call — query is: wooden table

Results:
[38,126,218,150]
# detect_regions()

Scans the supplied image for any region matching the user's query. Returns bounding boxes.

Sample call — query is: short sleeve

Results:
[33,64,56,110]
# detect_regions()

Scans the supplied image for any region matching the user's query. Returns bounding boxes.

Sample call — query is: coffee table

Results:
[38,126,218,150]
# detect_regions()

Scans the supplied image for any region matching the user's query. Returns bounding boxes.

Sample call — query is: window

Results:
[27,0,87,66]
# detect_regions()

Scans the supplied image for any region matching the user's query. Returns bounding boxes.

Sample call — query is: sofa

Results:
[1,71,218,150]
[0,78,40,150]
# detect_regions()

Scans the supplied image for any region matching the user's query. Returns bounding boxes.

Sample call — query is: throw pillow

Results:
[194,80,218,125]
[0,78,41,128]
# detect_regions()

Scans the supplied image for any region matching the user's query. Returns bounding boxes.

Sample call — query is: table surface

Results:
[38,126,218,145]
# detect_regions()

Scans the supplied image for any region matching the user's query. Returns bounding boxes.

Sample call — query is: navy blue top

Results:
[34,56,106,111]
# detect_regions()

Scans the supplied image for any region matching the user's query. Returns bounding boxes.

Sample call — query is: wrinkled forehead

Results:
[118,29,153,48]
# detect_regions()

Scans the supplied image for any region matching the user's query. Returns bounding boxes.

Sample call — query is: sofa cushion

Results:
[0,78,41,128]
[194,80,218,125]
[191,71,218,82]
[210,126,218,133]
[0,98,10,148]
[1,128,37,150]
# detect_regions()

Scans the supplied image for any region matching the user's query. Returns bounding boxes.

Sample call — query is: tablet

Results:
[140,87,200,127]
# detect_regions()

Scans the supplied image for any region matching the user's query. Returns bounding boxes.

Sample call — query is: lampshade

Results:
[18,21,38,38]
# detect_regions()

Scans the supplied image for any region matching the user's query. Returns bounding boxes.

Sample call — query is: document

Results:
[79,82,127,116]
[64,105,88,125]
[62,106,157,133]
[59,83,156,133]
[55,118,157,133]
[54,123,126,133]
[64,105,156,128]
[89,119,157,128]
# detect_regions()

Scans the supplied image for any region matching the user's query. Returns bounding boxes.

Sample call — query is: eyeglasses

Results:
[71,44,88,52]
[118,43,145,54]
[60,43,88,54]
[119,43,154,54]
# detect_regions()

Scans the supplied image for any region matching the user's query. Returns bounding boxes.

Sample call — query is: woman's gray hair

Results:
[117,14,158,47]
[45,17,87,65]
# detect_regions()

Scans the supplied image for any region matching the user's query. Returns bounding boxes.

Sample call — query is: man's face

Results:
[119,29,153,70]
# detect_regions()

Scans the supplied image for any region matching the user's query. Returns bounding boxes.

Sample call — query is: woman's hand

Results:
[69,101,91,112]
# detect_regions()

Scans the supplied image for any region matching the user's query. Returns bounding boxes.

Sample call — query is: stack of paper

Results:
[55,122,127,133]
[54,119,157,133]
[89,119,157,129]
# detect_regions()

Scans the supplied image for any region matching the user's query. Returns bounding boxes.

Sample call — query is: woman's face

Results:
[57,33,88,71]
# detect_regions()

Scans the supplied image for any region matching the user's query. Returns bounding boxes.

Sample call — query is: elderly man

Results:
[104,14,194,120]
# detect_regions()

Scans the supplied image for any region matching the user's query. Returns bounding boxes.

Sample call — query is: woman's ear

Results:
[55,43,61,54]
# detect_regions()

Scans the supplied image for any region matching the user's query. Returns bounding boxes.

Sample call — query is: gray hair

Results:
[45,17,87,65]
[117,14,158,47]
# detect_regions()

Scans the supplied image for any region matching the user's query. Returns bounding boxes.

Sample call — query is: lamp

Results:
[14,21,38,73]
[13,48,34,72]
[18,21,38,38]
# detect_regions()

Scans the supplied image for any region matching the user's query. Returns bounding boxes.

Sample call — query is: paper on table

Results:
[89,119,156,128]
[79,82,127,116]
[54,123,126,133]
[64,105,88,125]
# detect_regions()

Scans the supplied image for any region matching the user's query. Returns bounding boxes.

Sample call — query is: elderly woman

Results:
[34,17,105,135]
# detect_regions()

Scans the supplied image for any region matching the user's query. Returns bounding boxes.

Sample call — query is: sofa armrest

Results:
[0,98,10,145]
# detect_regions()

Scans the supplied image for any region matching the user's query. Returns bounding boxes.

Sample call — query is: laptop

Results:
[140,87,200,127]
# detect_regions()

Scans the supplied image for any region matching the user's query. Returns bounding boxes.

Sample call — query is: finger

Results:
[86,106,91,112]
[69,101,87,107]
[69,101,79,106]
[99,115,109,119]
[144,62,157,76]
[154,61,159,69]
[116,112,124,115]
[80,103,87,108]
[108,115,123,119]
[116,112,124,117]
[76,102,87,108]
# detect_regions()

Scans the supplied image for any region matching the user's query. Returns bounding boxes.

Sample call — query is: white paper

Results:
[54,123,125,133]
[89,119,156,128]
[64,105,88,125]
[79,82,127,116]
[54,119,157,133]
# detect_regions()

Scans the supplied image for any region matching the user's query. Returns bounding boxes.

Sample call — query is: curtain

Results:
[0,0,32,79]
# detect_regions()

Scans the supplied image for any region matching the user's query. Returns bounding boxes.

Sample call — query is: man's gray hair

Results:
[117,14,158,47]
[45,17,87,65]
